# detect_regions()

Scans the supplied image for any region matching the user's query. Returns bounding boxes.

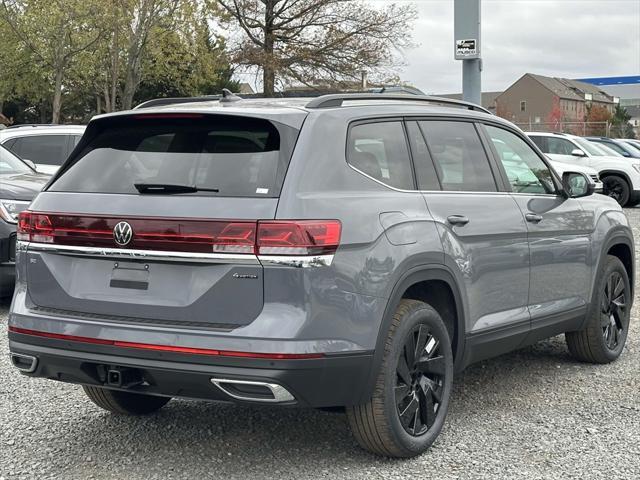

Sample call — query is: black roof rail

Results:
[305,94,492,114]
[134,95,222,110]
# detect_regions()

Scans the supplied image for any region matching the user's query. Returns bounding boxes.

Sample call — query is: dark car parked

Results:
[0,145,49,296]
[8,94,634,457]
[587,136,640,159]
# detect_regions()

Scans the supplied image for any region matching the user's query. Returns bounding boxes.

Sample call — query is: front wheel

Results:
[602,175,630,206]
[346,299,454,457]
[566,255,631,363]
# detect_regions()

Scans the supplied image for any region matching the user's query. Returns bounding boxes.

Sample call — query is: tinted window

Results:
[594,140,627,156]
[529,136,546,151]
[485,125,555,194]
[406,121,440,190]
[12,135,68,165]
[419,121,496,192]
[347,121,414,190]
[547,137,576,155]
[50,116,297,198]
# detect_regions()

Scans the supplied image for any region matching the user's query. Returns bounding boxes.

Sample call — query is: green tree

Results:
[0,0,106,123]
[216,0,416,96]
[610,105,635,138]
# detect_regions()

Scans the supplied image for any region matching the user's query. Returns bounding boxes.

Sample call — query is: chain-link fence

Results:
[514,121,610,137]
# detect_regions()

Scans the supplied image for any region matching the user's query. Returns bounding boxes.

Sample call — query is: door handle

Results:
[447,215,470,226]
[525,213,543,223]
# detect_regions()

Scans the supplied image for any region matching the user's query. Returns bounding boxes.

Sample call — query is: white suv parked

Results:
[527,132,640,206]
[0,125,86,175]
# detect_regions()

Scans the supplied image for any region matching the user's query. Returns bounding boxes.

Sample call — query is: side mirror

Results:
[22,158,37,171]
[571,148,586,157]
[562,171,595,198]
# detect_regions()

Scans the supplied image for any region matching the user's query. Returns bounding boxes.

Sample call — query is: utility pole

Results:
[454,0,482,106]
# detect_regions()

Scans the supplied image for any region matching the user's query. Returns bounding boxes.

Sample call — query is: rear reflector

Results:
[8,326,325,360]
[18,212,341,257]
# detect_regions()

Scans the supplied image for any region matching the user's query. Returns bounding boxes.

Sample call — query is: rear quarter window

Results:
[50,116,298,198]
[347,121,414,190]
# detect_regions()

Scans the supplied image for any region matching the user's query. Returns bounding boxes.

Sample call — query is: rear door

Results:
[410,119,531,348]
[481,124,591,331]
[24,113,301,329]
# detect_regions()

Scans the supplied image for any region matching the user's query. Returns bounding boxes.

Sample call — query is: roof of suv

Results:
[0,124,86,139]
[91,94,503,130]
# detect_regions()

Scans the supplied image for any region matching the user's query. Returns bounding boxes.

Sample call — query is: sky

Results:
[378,0,640,94]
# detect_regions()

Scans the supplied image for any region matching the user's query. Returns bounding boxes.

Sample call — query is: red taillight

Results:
[18,212,341,257]
[256,220,341,255]
[18,211,54,243]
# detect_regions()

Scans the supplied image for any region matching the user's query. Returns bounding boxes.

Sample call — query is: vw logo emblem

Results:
[113,221,133,247]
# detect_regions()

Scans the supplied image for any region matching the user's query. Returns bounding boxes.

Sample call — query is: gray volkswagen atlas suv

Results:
[8,94,634,457]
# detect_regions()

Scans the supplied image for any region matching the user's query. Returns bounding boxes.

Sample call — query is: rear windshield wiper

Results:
[134,183,219,194]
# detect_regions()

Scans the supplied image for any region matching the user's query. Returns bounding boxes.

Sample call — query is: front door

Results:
[482,124,592,334]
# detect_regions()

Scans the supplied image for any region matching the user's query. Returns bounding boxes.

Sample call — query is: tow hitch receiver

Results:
[102,366,144,388]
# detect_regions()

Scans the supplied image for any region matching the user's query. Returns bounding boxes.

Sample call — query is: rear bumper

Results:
[8,334,374,408]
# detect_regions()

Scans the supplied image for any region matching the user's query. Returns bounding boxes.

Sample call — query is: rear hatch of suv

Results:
[19,110,304,329]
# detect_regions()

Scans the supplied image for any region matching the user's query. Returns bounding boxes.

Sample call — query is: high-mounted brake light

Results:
[17,212,341,257]
[133,113,205,119]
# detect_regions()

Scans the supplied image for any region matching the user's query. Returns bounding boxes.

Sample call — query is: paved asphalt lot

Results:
[2,210,640,480]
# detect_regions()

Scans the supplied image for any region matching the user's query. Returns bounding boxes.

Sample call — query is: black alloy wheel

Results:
[601,270,627,350]
[395,324,445,436]
[602,176,629,206]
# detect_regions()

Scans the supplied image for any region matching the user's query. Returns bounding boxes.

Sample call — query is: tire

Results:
[346,299,454,457]
[83,386,171,415]
[602,175,630,206]
[566,255,631,364]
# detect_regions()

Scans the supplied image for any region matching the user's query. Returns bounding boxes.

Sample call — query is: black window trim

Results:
[476,121,563,196]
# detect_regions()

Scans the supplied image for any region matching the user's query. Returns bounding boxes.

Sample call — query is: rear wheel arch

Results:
[360,266,466,403]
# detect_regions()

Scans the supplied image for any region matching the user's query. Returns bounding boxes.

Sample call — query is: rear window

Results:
[50,116,298,198]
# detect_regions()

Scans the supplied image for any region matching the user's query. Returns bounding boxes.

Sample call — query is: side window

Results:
[347,121,414,190]
[71,135,82,147]
[12,135,68,165]
[406,122,440,190]
[547,137,576,155]
[3,138,17,151]
[529,136,546,152]
[484,125,556,195]
[419,121,497,192]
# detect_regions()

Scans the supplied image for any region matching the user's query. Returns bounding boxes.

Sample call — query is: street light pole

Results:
[455,0,482,105]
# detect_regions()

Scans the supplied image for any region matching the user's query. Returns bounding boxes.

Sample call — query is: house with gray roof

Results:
[495,73,616,126]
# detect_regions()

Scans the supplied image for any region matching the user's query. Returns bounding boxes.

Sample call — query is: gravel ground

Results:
[2,211,640,480]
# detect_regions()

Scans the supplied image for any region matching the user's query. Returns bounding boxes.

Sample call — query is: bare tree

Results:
[119,0,181,109]
[216,0,416,96]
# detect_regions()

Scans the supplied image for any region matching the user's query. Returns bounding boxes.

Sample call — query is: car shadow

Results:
[29,334,615,478]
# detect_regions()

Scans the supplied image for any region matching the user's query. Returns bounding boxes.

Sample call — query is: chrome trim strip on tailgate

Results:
[24,242,260,265]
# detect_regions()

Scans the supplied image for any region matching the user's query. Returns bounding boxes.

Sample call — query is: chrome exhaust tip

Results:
[10,353,38,373]
[210,378,295,403]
